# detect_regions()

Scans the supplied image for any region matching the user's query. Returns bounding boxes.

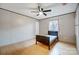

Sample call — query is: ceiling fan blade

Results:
[37,14,39,16]
[31,11,39,13]
[43,10,51,12]
[38,6,40,11]
[41,8,43,11]
[43,13,47,16]
[38,3,42,11]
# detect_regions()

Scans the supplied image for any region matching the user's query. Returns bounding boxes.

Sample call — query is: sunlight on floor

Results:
[49,42,77,55]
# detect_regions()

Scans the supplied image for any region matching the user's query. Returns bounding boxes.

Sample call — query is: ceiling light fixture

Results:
[39,12,43,15]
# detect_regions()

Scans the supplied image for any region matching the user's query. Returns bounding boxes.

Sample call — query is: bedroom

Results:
[0,3,79,55]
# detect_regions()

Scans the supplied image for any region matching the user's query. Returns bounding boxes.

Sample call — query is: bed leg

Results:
[57,38,59,42]
[36,40,37,44]
[48,45,50,50]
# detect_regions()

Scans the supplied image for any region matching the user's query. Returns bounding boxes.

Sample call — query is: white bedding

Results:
[49,36,57,42]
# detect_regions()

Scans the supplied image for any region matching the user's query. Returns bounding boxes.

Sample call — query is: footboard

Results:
[36,35,50,45]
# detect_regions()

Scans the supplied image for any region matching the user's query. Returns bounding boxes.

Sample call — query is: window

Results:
[49,20,58,31]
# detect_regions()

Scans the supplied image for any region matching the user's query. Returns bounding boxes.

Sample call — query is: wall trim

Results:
[59,41,76,46]
[0,8,39,20]
[39,12,75,21]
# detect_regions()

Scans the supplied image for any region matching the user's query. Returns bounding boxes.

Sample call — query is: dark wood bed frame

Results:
[36,31,58,50]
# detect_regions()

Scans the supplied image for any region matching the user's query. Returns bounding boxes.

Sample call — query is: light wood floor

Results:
[49,42,77,55]
[10,41,77,55]
[11,42,50,55]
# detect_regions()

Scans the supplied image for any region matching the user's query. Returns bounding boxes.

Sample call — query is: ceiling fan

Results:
[31,4,51,16]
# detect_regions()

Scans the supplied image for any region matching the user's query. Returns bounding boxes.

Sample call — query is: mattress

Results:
[44,35,57,42]
[49,36,57,43]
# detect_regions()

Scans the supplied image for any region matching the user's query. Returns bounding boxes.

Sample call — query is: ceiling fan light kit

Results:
[39,12,43,15]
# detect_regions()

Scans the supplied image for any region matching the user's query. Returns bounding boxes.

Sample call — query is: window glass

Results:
[49,20,58,31]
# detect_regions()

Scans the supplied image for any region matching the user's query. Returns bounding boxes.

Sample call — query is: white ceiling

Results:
[0,3,78,20]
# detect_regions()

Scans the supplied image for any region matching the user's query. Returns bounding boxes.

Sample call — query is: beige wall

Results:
[39,13,76,44]
[39,17,59,35]
[0,9,39,47]
[59,13,76,44]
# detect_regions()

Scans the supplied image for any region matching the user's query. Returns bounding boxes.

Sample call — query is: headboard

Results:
[48,31,58,36]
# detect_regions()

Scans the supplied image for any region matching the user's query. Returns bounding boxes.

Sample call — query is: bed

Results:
[36,31,58,50]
